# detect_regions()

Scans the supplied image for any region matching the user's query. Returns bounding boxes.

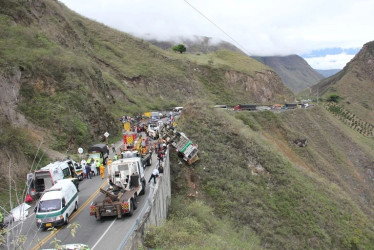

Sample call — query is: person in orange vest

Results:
[99,163,105,179]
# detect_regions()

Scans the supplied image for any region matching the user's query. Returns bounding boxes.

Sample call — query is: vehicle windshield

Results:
[88,153,101,159]
[38,199,61,212]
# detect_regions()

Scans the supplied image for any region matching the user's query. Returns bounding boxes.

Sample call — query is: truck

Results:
[172,132,199,164]
[27,160,79,199]
[159,124,199,165]
[89,157,146,220]
[87,144,109,165]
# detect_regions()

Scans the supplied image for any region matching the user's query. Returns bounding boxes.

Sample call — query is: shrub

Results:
[327,94,340,103]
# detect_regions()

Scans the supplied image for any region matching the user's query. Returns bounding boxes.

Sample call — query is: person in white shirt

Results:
[148,168,159,184]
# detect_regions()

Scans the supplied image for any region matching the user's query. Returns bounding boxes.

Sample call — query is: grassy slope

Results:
[146,102,374,249]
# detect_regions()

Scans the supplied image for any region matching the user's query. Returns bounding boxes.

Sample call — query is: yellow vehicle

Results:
[143,112,151,118]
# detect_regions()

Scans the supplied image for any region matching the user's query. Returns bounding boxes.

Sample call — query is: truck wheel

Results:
[65,214,69,225]
[139,181,145,196]
[128,200,134,216]
[74,202,78,212]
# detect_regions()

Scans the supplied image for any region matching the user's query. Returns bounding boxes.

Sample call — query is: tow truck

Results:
[90,157,146,220]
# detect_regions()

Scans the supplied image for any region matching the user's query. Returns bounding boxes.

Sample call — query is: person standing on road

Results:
[148,168,159,184]
[157,151,164,165]
[95,159,100,177]
[107,158,112,166]
[111,143,116,154]
[99,164,105,179]
[85,164,91,179]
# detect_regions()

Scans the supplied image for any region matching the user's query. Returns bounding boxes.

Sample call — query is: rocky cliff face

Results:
[224,70,288,103]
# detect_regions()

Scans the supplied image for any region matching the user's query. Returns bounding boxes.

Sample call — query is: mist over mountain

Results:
[145,35,245,55]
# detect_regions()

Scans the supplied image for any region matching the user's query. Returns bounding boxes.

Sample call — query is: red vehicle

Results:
[233,104,257,111]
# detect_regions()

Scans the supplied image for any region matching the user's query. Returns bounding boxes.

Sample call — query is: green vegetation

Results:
[172,44,187,54]
[327,94,340,103]
[324,102,374,137]
[144,198,260,249]
[148,102,374,249]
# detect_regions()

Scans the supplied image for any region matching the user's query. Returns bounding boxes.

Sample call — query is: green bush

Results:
[327,94,340,103]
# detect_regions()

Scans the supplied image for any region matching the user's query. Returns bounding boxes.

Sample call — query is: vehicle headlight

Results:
[37,219,41,223]
[57,215,64,221]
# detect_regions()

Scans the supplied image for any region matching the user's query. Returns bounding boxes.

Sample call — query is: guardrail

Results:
[117,147,171,250]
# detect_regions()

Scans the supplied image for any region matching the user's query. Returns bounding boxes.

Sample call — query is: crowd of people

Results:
[79,158,106,180]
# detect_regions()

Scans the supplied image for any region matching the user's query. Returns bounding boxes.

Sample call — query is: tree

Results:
[327,94,340,103]
[172,44,186,54]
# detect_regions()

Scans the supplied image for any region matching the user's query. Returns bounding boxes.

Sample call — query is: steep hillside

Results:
[254,55,325,93]
[0,0,291,207]
[146,102,374,249]
[313,41,374,124]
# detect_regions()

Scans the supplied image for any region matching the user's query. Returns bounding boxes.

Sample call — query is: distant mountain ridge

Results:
[316,69,341,77]
[253,55,325,93]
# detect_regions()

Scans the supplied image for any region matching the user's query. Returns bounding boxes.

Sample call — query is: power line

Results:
[183,0,252,55]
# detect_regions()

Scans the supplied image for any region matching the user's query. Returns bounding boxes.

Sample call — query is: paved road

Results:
[6,141,158,250]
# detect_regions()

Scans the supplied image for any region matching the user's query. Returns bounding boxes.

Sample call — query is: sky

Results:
[59,0,374,70]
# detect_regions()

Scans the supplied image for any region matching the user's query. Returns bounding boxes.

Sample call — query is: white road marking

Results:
[91,218,117,250]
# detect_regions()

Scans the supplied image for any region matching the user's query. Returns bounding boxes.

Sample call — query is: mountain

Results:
[253,55,325,93]
[313,40,374,124]
[315,69,341,77]
[0,0,292,208]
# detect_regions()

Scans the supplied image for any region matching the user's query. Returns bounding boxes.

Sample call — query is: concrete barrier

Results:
[118,147,171,250]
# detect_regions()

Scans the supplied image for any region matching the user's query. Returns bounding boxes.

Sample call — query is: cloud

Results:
[304,53,356,70]
[59,0,374,69]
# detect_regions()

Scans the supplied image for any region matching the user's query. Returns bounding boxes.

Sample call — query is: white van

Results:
[35,179,78,230]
